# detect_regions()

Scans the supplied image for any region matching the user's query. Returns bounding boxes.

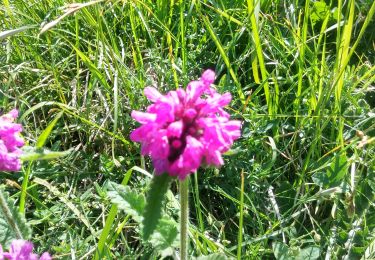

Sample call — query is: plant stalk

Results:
[180,177,189,260]
[0,189,23,239]
[237,170,245,259]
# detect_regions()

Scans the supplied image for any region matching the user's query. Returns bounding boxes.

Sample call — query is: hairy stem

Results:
[180,177,189,260]
[0,189,23,239]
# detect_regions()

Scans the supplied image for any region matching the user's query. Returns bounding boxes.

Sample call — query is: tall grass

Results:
[1,0,374,259]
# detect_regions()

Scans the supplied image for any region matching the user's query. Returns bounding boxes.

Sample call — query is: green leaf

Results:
[0,188,31,247]
[106,181,145,223]
[0,25,36,40]
[312,172,330,187]
[36,111,63,148]
[355,179,375,215]
[150,217,179,258]
[142,173,173,240]
[275,181,296,214]
[272,242,293,260]
[296,246,320,260]
[312,153,348,188]
[328,153,348,184]
[310,1,330,26]
[20,146,71,161]
[195,253,232,260]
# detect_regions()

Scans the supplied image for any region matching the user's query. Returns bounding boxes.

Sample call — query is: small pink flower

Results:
[2,240,52,260]
[130,70,241,180]
[0,109,24,171]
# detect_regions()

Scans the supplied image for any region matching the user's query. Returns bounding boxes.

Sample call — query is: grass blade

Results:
[0,25,36,40]
[201,15,245,104]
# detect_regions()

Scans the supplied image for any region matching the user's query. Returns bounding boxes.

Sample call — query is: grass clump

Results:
[1,0,374,259]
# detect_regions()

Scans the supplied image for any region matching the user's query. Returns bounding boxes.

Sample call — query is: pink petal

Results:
[217,93,232,106]
[170,136,203,180]
[183,108,197,121]
[186,80,205,103]
[131,111,156,124]
[40,252,52,260]
[201,69,215,85]
[152,158,169,174]
[0,142,22,171]
[8,109,19,118]
[150,134,169,159]
[144,87,163,102]
[168,158,184,177]
[184,136,203,167]
[205,150,224,166]
[167,120,183,138]
[148,102,175,124]
[224,120,242,140]
[177,88,186,101]
[130,124,154,142]
[200,93,232,115]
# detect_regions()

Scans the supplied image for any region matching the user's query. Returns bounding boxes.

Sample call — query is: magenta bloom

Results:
[0,109,24,171]
[1,240,51,260]
[130,70,241,180]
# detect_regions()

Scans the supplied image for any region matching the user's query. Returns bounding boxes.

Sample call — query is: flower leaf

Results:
[272,242,293,260]
[312,153,348,188]
[0,188,31,247]
[150,217,179,258]
[142,173,172,240]
[20,146,71,161]
[106,181,145,223]
[296,246,320,260]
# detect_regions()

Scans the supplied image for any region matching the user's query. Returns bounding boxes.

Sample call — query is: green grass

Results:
[1,0,375,259]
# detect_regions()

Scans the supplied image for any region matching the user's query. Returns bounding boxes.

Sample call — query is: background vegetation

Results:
[1,0,374,259]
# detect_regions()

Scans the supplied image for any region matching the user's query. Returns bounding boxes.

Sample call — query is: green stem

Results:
[180,177,189,260]
[0,189,23,239]
[237,170,245,260]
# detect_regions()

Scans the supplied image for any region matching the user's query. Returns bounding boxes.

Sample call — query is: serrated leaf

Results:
[272,242,292,260]
[312,153,348,188]
[150,217,179,258]
[310,1,330,26]
[328,153,348,183]
[195,253,231,260]
[107,181,145,223]
[142,173,173,240]
[296,246,320,260]
[20,146,71,161]
[0,188,31,247]
[311,172,330,187]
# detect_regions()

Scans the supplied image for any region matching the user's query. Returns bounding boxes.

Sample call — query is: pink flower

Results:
[130,70,241,180]
[0,109,24,171]
[2,240,52,260]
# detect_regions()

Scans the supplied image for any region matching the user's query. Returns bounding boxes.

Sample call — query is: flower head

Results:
[130,70,241,180]
[0,109,24,171]
[2,240,52,260]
